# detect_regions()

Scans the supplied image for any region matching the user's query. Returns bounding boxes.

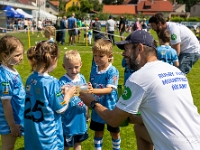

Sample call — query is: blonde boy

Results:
[88,39,121,150]
[59,50,89,150]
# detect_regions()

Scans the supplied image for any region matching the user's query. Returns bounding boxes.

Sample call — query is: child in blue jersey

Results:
[157,29,179,67]
[44,25,56,42]
[24,41,76,150]
[122,58,134,85]
[59,50,89,150]
[0,35,25,150]
[88,39,121,150]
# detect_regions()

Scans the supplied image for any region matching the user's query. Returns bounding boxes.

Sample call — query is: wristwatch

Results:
[90,100,100,109]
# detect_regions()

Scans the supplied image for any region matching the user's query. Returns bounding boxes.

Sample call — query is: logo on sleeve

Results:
[171,34,177,40]
[122,86,132,100]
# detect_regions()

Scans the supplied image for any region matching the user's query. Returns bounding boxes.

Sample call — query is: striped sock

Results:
[112,138,121,150]
[94,137,103,150]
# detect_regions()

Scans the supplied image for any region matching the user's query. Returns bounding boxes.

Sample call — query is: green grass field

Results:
[0,29,200,150]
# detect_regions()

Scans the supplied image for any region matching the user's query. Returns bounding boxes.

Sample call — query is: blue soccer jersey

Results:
[156,45,179,65]
[122,58,134,84]
[24,71,68,150]
[0,65,25,134]
[90,64,119,124]
[59,73,88,136]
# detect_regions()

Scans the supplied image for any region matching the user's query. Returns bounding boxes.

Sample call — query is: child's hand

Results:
[87,82,93,94]
[86,114,90,122]
[62,86,76,98]
[10,124,22,137]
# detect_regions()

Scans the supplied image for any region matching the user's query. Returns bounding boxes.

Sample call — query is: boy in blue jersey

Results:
[88,39,121,150]
[59,50,89,150]
[24,41,76,150]
[122,58,134,85]
[157,29,179,67]
[0,35,25,150]
[44,25,56,43]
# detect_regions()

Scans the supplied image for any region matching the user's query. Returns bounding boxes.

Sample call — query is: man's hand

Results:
[79,92,95,107]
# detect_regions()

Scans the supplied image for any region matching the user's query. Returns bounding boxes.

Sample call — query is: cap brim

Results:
[115,40,131,50]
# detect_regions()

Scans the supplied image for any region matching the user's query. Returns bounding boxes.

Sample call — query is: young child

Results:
[88,39,121,150]
[0,35,25,150]
[59,50,89,150]
[88,28,92,45]
[24,41,76,150]
[44,25,56,42]
[157,29,179,67]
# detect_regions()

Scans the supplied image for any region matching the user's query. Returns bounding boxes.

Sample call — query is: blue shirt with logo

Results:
[90,64,119,124]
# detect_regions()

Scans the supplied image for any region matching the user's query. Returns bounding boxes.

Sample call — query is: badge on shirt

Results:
[171,34,177,40]
[2,82,9,94]
[122,86,132,100]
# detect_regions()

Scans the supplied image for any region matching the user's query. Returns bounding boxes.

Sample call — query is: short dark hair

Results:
[149,13,166,25]
[158,29,170,43]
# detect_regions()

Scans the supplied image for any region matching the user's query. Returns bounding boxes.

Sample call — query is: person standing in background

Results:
[92,17,101,42]
[68,13,77,46]
[106,15,116,45]
[60,16,68,45]
[119,15,126,41]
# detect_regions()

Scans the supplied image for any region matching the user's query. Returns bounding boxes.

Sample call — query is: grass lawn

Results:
[0,29,200,149]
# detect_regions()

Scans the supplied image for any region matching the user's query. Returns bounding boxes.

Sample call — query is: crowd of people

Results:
[0,12,200,150]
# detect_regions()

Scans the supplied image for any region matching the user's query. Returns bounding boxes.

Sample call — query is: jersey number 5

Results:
[24,98,44,122]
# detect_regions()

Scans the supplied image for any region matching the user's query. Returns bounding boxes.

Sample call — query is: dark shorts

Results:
[68,29,76,36]
[90,120,120,133]
[64,132,88,147]
[178,52,200,74]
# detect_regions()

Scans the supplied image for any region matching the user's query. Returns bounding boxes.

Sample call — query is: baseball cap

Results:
[94,33,111,42]
[115,30,156,50]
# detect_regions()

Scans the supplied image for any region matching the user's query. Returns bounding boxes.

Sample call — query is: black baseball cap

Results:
[115,30,157,50]
[94,33,111,42]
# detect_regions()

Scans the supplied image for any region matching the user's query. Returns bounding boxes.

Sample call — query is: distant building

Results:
[65,0,80,12]
[190,2,200,17]
[46,1,59,15]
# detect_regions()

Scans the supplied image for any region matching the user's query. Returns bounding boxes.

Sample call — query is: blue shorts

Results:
[64,132,88,147]
[90,120,120,133]
[178,53,200,74]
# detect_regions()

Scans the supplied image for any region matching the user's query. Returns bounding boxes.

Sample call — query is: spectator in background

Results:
[92,17,101,42]
[68,13,77,46]
[37,19,44,37]
[77,18,82,43]
[60,16,68,45]
[141,18,148,32]
[136,18,141,30]
[119,15,126,41]
[106,15,116,45]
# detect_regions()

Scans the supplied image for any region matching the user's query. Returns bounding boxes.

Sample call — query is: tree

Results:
[88,0,103,12]
[80,0,93,13]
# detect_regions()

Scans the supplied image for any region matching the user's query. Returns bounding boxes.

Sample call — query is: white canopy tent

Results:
[16,9,33,19]
[32,10,57,21]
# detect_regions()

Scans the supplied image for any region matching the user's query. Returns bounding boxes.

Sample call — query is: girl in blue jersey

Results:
[59,50,89,150]
[0,35,25,150]
[24,41,76,150]
[44,25,56,43]
[88,39,121,150]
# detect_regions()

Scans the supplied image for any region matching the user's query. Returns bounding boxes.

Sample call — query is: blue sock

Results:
[94,137,103,150]
[112,138,121,150]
